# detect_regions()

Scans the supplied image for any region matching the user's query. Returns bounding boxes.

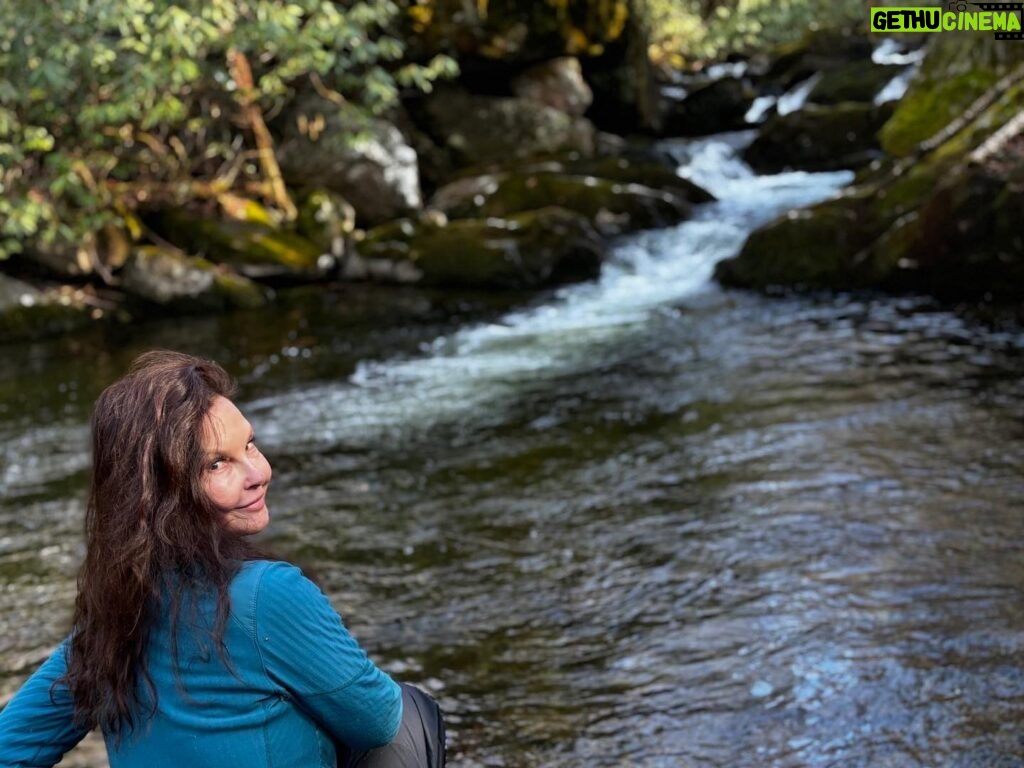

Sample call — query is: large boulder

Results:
[512,57,593,117]
[428,170,694,236]
[352,207,605,289]
[713,195,889,291]
[742,102,896,173]
[412,87,596,169]
[806,61,908,106]
[403,0,656,132]
[120,246,270,312]
[661,77,756,137]
[861,147,1024,300]
[276,98,422,225]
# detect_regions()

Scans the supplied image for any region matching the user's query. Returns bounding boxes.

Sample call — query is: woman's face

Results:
[201,395,272,535]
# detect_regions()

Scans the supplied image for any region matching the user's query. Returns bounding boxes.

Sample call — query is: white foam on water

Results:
[253,135,854,453]
[777,73,821,116]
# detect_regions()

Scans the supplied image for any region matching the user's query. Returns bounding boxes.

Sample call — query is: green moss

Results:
[879,70,999,157]
[158,212,325,277]
[211,269,270,309]
[879,31,1024,156]
[715,202,880,291]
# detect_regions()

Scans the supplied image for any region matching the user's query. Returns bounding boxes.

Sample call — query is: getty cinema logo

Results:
[871,3,1024,38]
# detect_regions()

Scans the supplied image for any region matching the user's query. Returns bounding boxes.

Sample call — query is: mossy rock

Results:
[879,35,1024,157]
[156,211,330,281]
[713,198,889,291]
[120,246,270,312]
[865,166,1024,300]
[556,156,715,203]
[356,207,605,290]
[276,98,422,225]
[428,171,693,235]
[0,275,97,343]
[743,102,895,173]
[414,87,596,169]
[807,61,906,106]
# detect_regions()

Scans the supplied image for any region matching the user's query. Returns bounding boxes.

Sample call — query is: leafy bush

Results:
[0,0,457,261]
[646,0,871,68]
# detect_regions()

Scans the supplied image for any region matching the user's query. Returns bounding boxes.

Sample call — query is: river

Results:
[2,132,1023,767]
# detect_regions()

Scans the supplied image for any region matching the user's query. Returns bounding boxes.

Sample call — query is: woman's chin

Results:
[224,504,270,535]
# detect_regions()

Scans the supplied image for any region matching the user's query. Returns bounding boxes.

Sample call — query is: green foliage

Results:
[646,0,870,67]
[0,0,457,260]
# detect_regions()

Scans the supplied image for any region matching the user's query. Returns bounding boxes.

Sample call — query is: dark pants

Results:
[338,684,446,768]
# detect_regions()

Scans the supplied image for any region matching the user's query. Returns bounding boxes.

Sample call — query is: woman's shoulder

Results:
[231,559,322,606]
[230,560,337,639]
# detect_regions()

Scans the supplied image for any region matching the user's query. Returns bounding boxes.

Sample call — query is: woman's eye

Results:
[210,459,224,470]
[246,440,257,451]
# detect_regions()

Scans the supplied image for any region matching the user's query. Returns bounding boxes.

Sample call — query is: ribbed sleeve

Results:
[250,562,403,751]
[0,637,88,768]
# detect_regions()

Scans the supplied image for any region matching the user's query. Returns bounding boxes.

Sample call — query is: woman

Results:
[0,350,444,768]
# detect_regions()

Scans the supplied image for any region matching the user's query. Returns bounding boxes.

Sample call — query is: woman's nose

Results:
[244,457,270,486]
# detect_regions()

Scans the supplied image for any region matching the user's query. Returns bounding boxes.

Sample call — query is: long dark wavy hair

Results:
[58,350,261,739]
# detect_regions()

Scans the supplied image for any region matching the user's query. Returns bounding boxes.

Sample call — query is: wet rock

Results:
[355,207,605,289]
[807,60,907,106]
[742,102,895,173]
[537,155,715,203]
[512,57,593,117]
[713,195,887,291]
[428,170,693,235]
[661,77,755,137]
[120,246,270,311]
[756,28,876,92]
[0,275,97,342]
[413,87,596,169]
[277,98,422,225]
[862,152,1024,301]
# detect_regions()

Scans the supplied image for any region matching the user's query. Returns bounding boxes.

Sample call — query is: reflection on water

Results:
[2,137,1024,767]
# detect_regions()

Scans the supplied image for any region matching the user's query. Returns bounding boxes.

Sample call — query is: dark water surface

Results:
[2,136,1024,767]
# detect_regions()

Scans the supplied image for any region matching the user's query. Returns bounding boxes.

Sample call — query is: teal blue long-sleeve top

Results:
[0,560,403,768]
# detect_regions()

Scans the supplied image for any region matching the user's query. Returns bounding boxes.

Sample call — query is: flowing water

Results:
[2,133,1024,767]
